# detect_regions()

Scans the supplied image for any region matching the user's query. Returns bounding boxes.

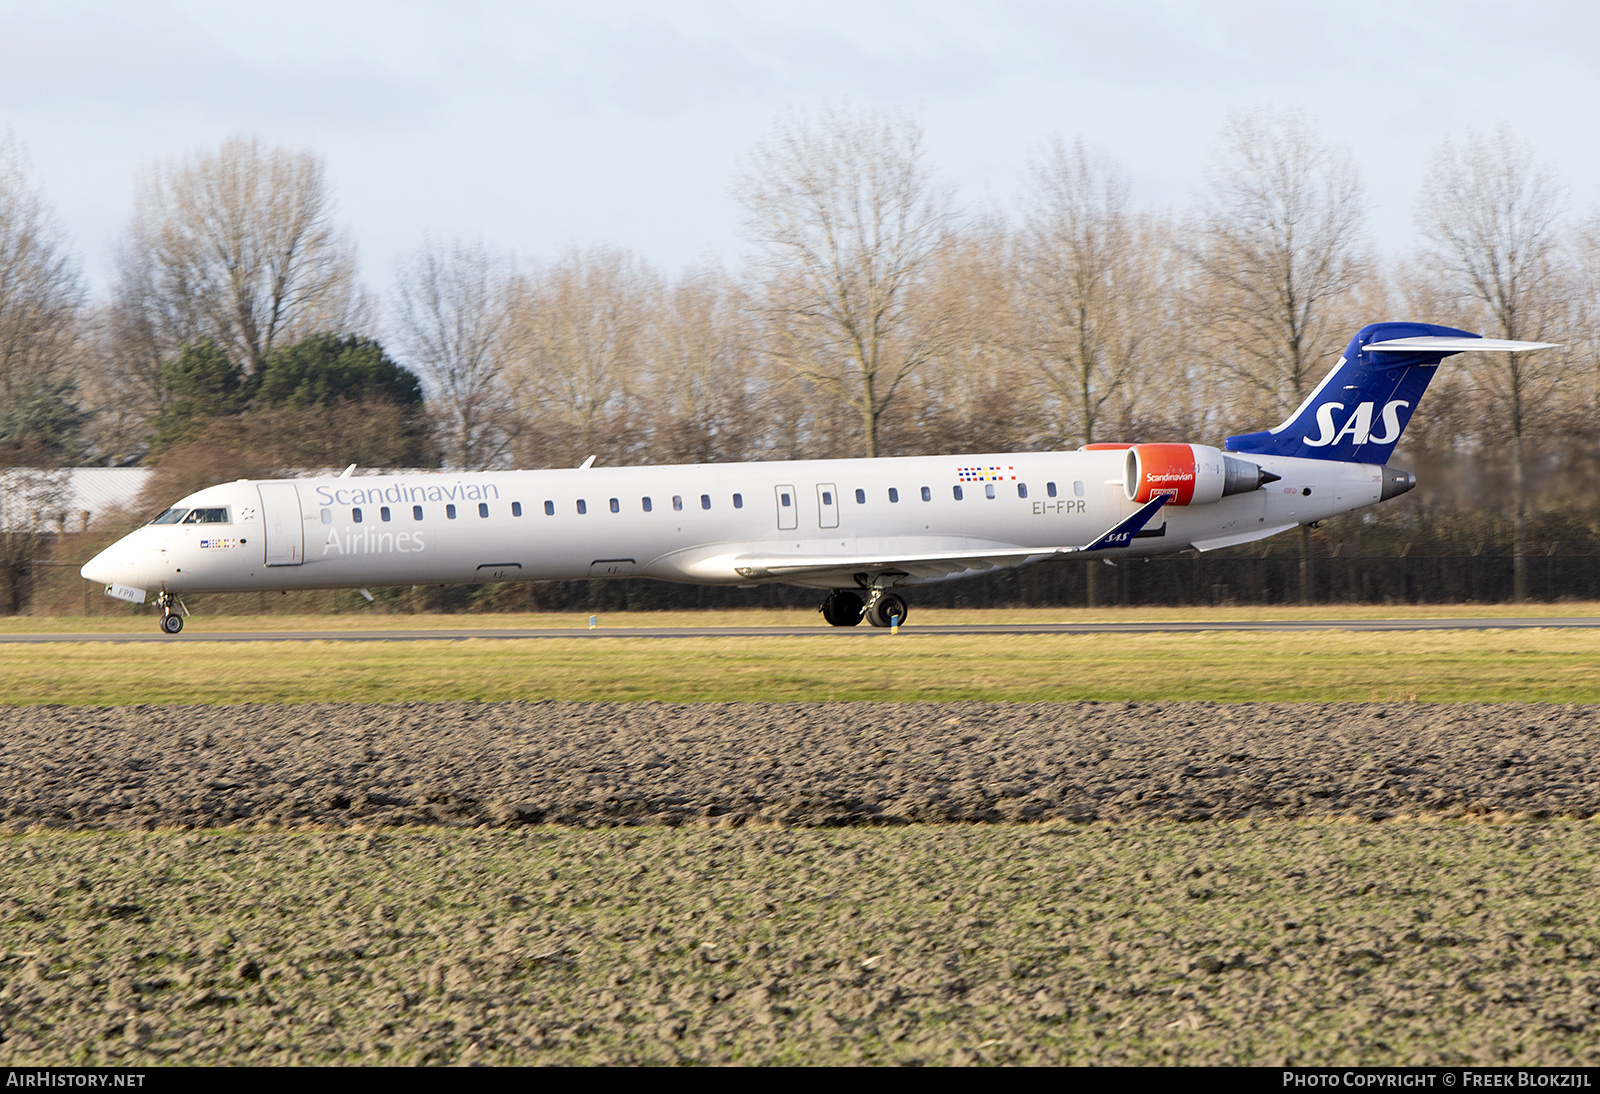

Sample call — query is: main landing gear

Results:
[156,591,184,635]
[819,588,910,628]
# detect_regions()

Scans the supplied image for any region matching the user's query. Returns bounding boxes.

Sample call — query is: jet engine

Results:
[1122,443,1278,505]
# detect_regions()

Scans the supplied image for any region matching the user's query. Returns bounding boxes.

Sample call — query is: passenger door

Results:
[258,482,304,566]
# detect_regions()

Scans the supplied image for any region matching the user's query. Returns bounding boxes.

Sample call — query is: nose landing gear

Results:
[156,592,184,634]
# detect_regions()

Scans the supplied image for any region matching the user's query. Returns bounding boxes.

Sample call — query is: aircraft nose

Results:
[81,539,135,586]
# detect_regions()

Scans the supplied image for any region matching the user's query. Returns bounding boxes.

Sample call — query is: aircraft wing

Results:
[729,496,1170,580]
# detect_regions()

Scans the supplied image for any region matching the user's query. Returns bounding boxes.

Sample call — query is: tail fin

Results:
[1223,321,1554,464]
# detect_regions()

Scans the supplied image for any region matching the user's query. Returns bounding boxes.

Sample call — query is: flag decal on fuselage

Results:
[956,465,1015,482]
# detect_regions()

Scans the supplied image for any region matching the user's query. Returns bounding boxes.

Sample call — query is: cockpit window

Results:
[180,508,230,524]
[150,508,188,524]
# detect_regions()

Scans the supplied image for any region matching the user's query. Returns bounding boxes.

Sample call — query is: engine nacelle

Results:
[1122,443,1275,505]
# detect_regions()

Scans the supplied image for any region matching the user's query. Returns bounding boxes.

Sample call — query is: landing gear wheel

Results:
[819,590,865,627]
[865,592,908,628]
[161,612,184,635]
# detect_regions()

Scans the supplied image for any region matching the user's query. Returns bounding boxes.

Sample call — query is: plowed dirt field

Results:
[2,701,1596,829]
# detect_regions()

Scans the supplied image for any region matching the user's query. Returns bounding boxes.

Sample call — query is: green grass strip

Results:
[4,629,1599,705]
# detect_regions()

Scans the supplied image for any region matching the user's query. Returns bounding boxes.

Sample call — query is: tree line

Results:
[1,110,1597,611]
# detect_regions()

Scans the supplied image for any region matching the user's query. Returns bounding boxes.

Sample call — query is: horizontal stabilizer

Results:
[1366,337,1559,353]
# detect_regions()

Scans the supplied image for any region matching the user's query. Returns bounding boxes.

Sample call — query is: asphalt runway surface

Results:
[5,615,1600,643]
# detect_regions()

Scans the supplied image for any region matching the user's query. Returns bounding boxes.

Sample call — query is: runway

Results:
[5,616,1600,643]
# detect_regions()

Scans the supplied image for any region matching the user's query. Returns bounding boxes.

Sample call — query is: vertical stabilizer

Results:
[1223,322,1476,464]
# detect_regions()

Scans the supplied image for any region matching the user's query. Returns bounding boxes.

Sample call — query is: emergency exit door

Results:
[816,483,839,529]
[775,484,797,530]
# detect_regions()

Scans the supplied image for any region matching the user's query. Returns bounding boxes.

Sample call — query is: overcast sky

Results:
[3,0,1598,297]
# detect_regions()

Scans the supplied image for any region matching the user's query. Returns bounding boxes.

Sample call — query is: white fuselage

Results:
[82,449,1391,599]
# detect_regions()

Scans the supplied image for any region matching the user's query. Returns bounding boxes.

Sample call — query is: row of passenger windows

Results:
[947,481,1084,501]
[322,494,745,524]
[320,480,1089,525]
[842,482,1085,503]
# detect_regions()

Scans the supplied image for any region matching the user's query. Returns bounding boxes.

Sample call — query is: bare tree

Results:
[391,237,518,470]
[737,107,954,458]
[119,136,363,379]
[504,247,657,468]
[909,218,1036,456]
[645,264,760,464]
[74,305,154,466]
[0,467,69,612]
[1195,111,1371,602]
[1417,125,1568,602]
[1566,216,1600,535]
[0,136,85,466]
[1018,137,1151,448]
[1196,112,1370,419]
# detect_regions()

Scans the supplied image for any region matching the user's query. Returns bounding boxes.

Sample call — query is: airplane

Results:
[81,321,1555,634]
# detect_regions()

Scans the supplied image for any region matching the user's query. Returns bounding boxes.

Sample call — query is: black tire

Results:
[866,593,909,628]
[161,613,184,635]
[819,590,865,627]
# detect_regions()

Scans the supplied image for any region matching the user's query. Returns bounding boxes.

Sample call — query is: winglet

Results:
[339,464,356,479]
[1063,495,1171,554]
[577,455,596,470]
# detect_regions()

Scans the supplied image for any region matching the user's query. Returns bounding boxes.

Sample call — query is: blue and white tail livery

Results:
[1224,322,1557,464]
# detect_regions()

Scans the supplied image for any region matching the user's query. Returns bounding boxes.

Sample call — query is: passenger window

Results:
[732,493,743,509]
[888,488,899,503]
[1074,481,1085,497]
[544,500,554,516]
[673,495,683,511]
[1018,483,1028,499]
[446,504,457,519]
[479,502,489,518]
[609,498,619,513]
[1047,482,1058,498]
[413,505,423,521]
[577,500,587,515]
[953,486,963,501]
[381,506,391,522]
[353,507,363,523]
[320,508,331,525]
[700,494,711,510]
[642,497,652,512]
[920,486,931,502]
[511,502,522,517]
[984,484,996,499]
[854,488,865,504]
